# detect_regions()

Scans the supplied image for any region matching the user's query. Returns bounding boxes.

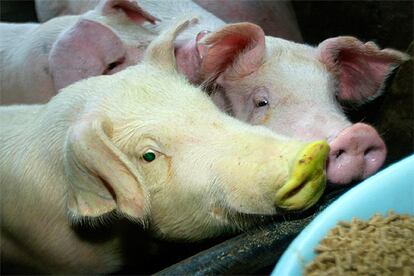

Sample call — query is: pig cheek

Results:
[253,93,300,136]
[140,156,171,193]
[262,108,306,139]
[247,106,272,126]
[225,184,276,215]
[217,84,253,121]
[219,166,279,215]
[258,109,273,125]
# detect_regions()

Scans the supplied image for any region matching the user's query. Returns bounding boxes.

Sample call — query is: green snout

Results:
[275,140,329,210]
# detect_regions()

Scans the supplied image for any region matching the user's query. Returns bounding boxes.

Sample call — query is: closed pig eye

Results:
[103,56,126,75]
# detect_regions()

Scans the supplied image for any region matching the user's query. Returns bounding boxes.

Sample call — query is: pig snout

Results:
[327,123,386,185]
[275,140,329,211]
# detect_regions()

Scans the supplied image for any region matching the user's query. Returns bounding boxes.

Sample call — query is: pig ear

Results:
[64,115,149,223]
[318,36,410,103]
[96,0,158,24]
[49,19,127,91]
[199,23,266,82]
[145,18,198,72]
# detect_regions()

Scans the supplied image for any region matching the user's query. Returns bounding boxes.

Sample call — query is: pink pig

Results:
[28,1,412,184]
[0,0,158,104]
[178,24,409,184]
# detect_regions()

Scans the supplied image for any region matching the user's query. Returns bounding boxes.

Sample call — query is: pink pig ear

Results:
[49,19,126,91]
[97,0,158,24]
[318,36,410,103]
[199,23,266,82]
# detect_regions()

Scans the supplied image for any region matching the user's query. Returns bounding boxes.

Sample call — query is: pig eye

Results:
[103,56,126,75]
[106,62,118,71]
[142,150,157,162]
[254,97,269,108]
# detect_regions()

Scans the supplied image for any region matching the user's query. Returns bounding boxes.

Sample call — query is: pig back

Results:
[138,0,225,41]
[0,17,78,104]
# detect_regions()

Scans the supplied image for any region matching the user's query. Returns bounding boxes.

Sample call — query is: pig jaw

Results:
[146,136,328,240]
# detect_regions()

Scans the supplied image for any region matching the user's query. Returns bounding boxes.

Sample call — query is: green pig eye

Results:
[142,150,156,162]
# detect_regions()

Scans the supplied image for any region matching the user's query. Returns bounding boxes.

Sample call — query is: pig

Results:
[31,0,411,185]
[35,0,102,21]
[0,0,159,104]
[35,0,303,42]
[180,24,410,185]
[0,19,329,273]
[193,0,303,42]
[1,0,227,105]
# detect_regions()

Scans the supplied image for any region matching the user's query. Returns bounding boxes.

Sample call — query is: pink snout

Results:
[327,123,386,185]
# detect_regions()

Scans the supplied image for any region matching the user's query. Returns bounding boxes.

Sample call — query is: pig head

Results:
[1,0,158,105]
[175,23,410,185]
[62,20,330,240]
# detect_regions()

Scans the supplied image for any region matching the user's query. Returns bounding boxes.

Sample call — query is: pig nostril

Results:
[363,146,382,162]
[364,146,376,156]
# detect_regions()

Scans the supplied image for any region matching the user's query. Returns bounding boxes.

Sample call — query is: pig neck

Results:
[0,90,91,204]
[0,91,123,273]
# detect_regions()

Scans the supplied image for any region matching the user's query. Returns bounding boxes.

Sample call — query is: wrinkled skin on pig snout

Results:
[177,23,410,185]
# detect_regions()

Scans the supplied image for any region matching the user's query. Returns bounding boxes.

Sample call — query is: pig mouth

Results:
[274,141,329,211]
[208,141,329,231]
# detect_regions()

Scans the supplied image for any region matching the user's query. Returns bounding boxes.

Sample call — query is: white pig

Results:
[0,19,329,274]
[0,0,159,104]
[184,24,410,185]
[35,0,303,41]
[29,0,412,184]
